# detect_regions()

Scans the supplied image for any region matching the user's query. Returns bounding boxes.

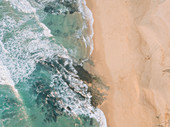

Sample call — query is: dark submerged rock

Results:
[87,87,105,108]
[73,64,107,107]
[73,64,93,83]
[43,0,79,15]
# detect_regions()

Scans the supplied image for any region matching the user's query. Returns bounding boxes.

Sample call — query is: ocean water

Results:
[0,0,107,127]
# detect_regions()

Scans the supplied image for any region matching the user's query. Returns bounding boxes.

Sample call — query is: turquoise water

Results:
[0,0,106,127]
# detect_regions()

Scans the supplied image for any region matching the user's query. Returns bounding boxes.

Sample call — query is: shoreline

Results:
[86,0,170,127]
[85,1,115,126]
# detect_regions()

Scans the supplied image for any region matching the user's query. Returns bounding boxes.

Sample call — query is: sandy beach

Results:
[86,0,170,127]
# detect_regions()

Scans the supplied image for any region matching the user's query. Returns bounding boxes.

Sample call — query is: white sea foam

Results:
[34,14,53,37]
[5,0,36,13]
[95,108,108,127]
[77,0,94,56]
[5,0,53,38]
[0,41,9,54]
[0,60,22,101]
[0,61,29,121]
[0,61,15,86]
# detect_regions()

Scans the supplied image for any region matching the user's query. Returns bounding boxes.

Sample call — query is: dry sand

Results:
[86,0,170,127]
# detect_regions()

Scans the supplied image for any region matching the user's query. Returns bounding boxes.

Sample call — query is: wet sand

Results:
[86,0,170,127]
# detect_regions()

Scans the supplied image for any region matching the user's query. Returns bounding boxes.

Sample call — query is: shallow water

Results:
[0,0,106,127]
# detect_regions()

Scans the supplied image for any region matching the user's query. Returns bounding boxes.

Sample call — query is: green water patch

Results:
[55,115,99,127]
[42,12,88,60]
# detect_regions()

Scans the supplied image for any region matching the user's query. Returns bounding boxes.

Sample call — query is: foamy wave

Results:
[0,60,23,101]
[77,0,94,57]
[95,108,108,127]
[5,0,53,38]
[34,15,53,37]
[5,0,36,13]
[0,41,8,54]
[0,61,14,86]
[0,61,29,121]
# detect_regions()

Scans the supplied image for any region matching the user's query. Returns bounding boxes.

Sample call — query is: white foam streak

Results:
[95,108,108,127]
[34,14,53,37]
[0,41,9,54]
[5,0,53,38]
[0,61,29,122]
[78,0,94,56]
[0,61,15,86]
[5,0,36,13]
[0,60,22,101]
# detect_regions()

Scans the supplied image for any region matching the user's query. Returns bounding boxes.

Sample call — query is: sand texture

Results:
[86,0,170,127]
